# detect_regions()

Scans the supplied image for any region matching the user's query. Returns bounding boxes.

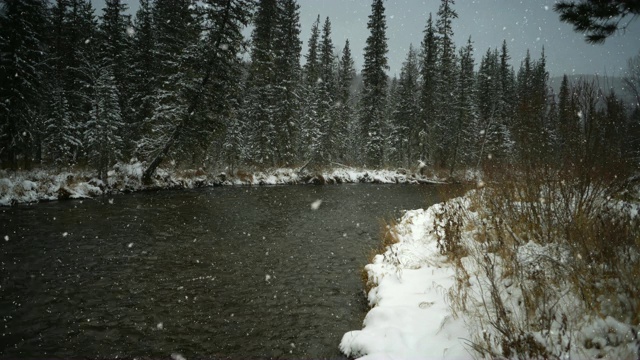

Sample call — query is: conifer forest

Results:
[1,0,639,179]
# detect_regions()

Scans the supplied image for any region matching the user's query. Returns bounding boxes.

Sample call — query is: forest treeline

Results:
[1,0,639,180]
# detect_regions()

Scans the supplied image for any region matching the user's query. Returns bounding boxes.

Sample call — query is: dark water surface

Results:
[0,184,447,359]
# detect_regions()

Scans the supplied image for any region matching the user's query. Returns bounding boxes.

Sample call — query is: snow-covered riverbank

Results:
[0,163,445,206]
[342,185,640,359]
[340,206,471,359]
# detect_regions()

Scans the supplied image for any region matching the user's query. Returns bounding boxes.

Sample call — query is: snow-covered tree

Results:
[419,13,438,164]
[273,0,302,166]
[316,16,336,165]
[335,39,356,163]
[513,49,550,165]
[45,0,99,165]
[128,0,156,156]
[360,0,389,167]
[98,0,133,155]
[85,67,124,179]
[243,0,278,167]
[433,0,458,170]
[300,15,321,163]
[392,44,420,167]
[142,0,253,181]
[451,37,476,171]
[0,0,49,169]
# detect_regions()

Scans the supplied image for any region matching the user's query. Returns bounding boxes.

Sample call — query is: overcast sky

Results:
[93,0,640,77]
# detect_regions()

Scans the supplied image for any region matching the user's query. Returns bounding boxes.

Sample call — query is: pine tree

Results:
[128,0,156,157]
[386,76,401,164]
[316,16,336,165]
[98,1,131,108]
[451,37,475,172]
[273,0,302,166]
[304,15,321,87]
[97,0,131,161]
[475,48,503,165]
[0,0,49,169]
[243,0,278,167]
[45,83,79,167]
[301,15,321,162]
[434,0,458,170]
[393,44,420,167]
[554,0,640,44]
[602,91,626,162]
[513,49,550,165]
[335,39,356,163]
[360,0,389,167]
[85,67,124,179]
[557,74,579,160]
[45,0,99,165]
[419,13,438,164]
[496,39,515,160]
[142,0,254,181]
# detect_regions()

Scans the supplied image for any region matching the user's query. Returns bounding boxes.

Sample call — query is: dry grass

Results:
[440,164,640,358]
[360,218,401,299]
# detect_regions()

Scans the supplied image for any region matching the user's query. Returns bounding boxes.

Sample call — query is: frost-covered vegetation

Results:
[344,166,640,359]
[0,163,444,206]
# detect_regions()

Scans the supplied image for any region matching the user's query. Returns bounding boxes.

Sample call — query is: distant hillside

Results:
[549,75,636,106]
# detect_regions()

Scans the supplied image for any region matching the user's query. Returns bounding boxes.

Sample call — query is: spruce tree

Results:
[0,0,50,169]
[243,0,278,167]
[513,49,550,165]
[496,39,515,160]
[475,48,503,165]
[387,76,401,164]
[128,0,156,157]
[419,13,438,164]
[97,0,130,160]
[142,0,254,180]
[434,0,458,170]
[557,74,579,160]
[360,0,389,167]
[301,15,321,162]
[394,44,420,167]
[335,39,356,163]
[44,0,98,165]
[452,37,475,172]
[303,15,321,87]
[85,67,124,180]
[273,0,302,166]
[316,17,336,165]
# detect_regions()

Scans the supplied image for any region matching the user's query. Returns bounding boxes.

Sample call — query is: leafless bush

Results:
[442,164,640,358]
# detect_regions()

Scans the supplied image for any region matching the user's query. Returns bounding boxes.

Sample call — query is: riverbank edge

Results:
[0,163,448,206]
[341,185,640,359]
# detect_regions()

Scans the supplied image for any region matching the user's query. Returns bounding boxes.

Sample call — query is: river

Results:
[0,184,448,358]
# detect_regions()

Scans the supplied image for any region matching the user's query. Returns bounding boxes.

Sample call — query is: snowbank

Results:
[0,164,444,206]
[342,188,640,359]
[340,206,471,359]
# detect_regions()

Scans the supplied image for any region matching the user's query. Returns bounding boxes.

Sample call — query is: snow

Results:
[310,199,322,210]
[0,164,445,206]
[342,187,640,359]
[340,207,471,359]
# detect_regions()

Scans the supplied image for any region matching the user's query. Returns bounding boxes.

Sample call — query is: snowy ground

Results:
[0,163,445,206]
[342,189,640,359]
[340,206,472,359]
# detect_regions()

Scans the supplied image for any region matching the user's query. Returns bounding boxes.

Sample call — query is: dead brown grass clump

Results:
[440,163,640,358]
[360,219,401,298]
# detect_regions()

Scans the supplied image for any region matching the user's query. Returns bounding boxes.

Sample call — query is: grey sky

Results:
[93,0,640,77]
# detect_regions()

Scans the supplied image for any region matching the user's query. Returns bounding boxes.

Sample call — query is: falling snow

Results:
[311,199,323,210]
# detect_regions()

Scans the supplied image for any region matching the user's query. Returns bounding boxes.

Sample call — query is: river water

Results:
[0,184,448,358]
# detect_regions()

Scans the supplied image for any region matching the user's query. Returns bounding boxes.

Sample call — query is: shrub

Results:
[443,164,640,358]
